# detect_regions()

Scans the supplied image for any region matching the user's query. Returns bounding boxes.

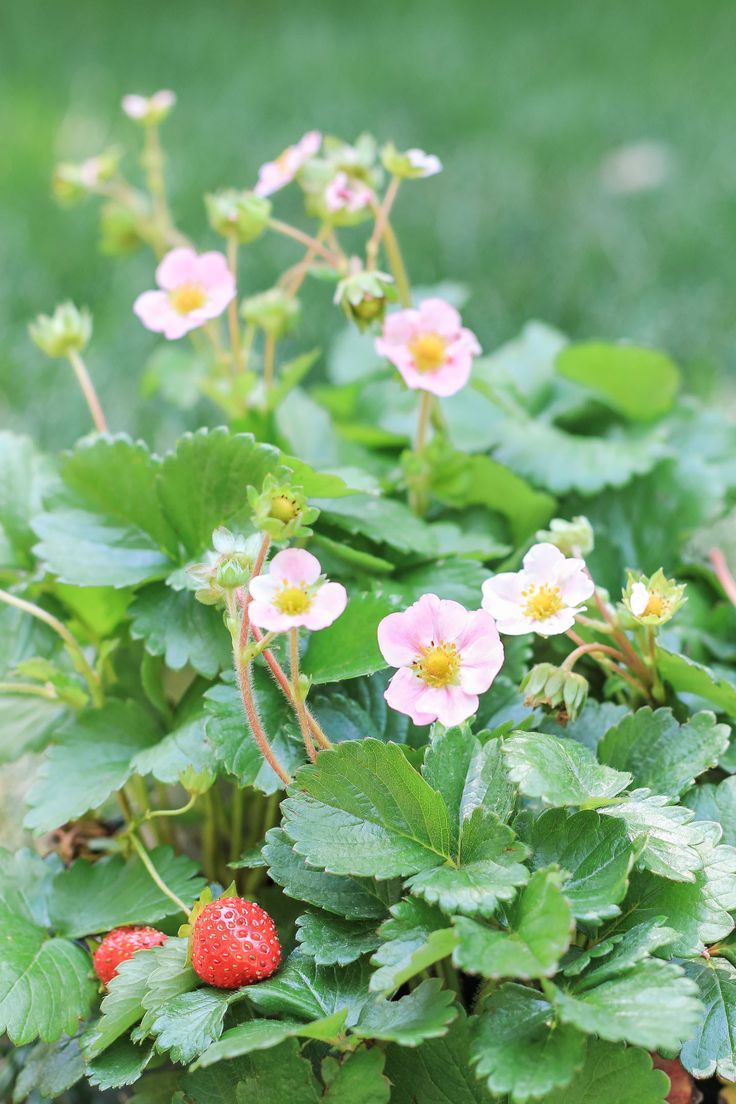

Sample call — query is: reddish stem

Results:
[710,548,736,608]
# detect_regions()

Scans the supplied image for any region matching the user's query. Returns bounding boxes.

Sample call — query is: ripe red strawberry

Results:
[191,897,281,989]
[93,925,168,985]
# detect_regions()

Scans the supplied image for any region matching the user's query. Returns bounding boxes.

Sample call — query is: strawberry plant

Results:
[2,91,736,1103]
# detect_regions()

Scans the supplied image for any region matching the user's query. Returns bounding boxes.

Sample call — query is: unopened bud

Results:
[205,189,271,244]
[187,527,261,605]
[380,142,442,179]
[179,766,216,796]
[536,516,594,558]
[521,662,589,725]
[241,288,301,338]
[334,268,395,331]
[29,302,92,359]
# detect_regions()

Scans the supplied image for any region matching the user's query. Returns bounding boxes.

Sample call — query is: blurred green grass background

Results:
[2,0,735,453]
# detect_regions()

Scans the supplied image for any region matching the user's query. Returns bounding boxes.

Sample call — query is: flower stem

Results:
[142,123,172,247]
[268,218,342,266]
[128,831,190,916]
[562,641,627,672]
[289,628,316,762]
[229,785,244,865]
[366,176,401,271]
[0,681,59,701]
[226,236,243,375]
[249,623,331,749]
[410,391,433,515]
[67,349,108,433]
[381,217,411,307]
[263,333,277,393]
[0,587,103,706]
[710,548,736,607]
[145,794,197,821]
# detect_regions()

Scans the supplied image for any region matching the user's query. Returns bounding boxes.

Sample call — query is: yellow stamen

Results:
[522,583,564,622]
[169,283,207,315]
[409,332,447,373]
[643,592,667,618]
[274,585,312,616]
[413,641,460,688]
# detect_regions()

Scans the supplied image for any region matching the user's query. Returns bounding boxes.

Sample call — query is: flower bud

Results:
[334,268,395,331]
[380,142,442,179]
[622,568,686,626]
[247,475,319,541]
[179,766,216,795]
[99,202,146,256]
[29,302,92,359]
[187,527,261,605]
[52,149,121,205]
[536,516,594,557]
[521,662,589,724]
[205,189,271,243]
[241,288,301,338]
[121,90,176,125]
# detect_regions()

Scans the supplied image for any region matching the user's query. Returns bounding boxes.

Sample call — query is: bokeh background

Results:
[1,0,735,448]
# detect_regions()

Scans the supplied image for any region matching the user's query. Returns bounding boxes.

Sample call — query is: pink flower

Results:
[133,248,235,340]
[254,131,322,197]
[248,548,347,632]
[378,594,504,727]
[481,543,595,637]
[324,172,375,214]
[375,298,481,397]
[121,90,176,123]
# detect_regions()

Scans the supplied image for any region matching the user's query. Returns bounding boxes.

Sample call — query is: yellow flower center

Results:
[413,642,460,688]
[270,494,299,523]
[169,283,207,315]
[273,585,312,616]
[409,332,447,373]
[642,591,667,618]
[522,583,564,622]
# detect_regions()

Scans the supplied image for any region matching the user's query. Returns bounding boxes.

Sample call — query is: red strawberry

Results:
[93,925,168,985]
[191,897,281,989]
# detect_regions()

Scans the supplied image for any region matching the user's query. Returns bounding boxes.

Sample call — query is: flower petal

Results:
[416,684,478,727]
[302,581,347,630]
[384,667,437,725]
[268,547,321,586]
[155,248,199,290]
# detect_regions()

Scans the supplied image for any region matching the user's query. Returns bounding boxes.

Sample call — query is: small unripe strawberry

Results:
[93,925,168,985]
[191,897,281,989]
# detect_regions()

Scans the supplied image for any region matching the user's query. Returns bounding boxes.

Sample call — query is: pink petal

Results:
[133,290,172,332]
[248,575,279,604]
[156,248,199,290]
[268,547,321,586]
[384,667,437,726]
[379,309,420,347]
[297,130,322,159]
[377,609,425,667]
[161,314,201,340]
[248,600,295,632]
[431,598,474,644]
[527,609,578,637]
[416,684,479,727]
[481,574,526,625]
[415,353,473,397]
[522,542,567,581]
[417,298,461,336]
[122,94,147,119]
[302,582,347,630]
[194,251,233,289]
[558,560,595,605]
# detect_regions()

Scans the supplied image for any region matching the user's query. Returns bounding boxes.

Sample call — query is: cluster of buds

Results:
[248,475,318,541]
[521,662,589,725]
[334,266,395,330]
[52,148,121,205]
[301,134,381,226]
[241,288,301,338]
[536,515,594,558]
[205,189,271,244]
[622,568,687,626]
[29,302,92,359]
[187,527,262,605]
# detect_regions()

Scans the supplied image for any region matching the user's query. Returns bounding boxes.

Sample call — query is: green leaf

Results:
[428,449,554,544]
[24,700,161,833]
[296,912,381,966]
[601,788,712,881]
[49,848,204,937]
[453,867,573,979]
[301,592,395,684]
[621,827,736,955]
[553,959,702,1051]
[353,978,457,1045]
[133,711,220,784]
[156,428,280,556]
[204,671,305,793]
[32,507,172,588]
[598,707,729,797]
[0,692,67,764]
[244,949,372,1026]
[540,1039,670,1104]
[406,809,529,918]
[193,1011,346,1068]
[264,827,397,920]
[0,908,95,1044]
[563,918,675,985]
[317,494,436,556]
[12,1035,84,1102]
[503,732,631,808]
[311,670,414,747]
[656,645,736,714]
[321,1048,390,1104]
[82,945,160,1059]
[680,957,736,1081]
[136,936,197,1037]
[388,559,489,609]
[60,434,177,553]
[182,1038,321,1104]
[281,739,451,879]
[370,898,456,994]
[0,431,58,570]
[85,1037,153,1089]
[129,585,231,678]
[556,342,680,421]
[525,809,634,922]
[384,1010,494,1103]
[146,987,235,1064]
[471,984,586,1103]
[684,776,736,846]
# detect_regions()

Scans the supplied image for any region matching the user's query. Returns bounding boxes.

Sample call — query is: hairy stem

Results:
[67,349,108,433]
[290,628,316,762]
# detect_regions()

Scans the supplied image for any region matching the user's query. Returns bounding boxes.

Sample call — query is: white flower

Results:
[481,543,594,636]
